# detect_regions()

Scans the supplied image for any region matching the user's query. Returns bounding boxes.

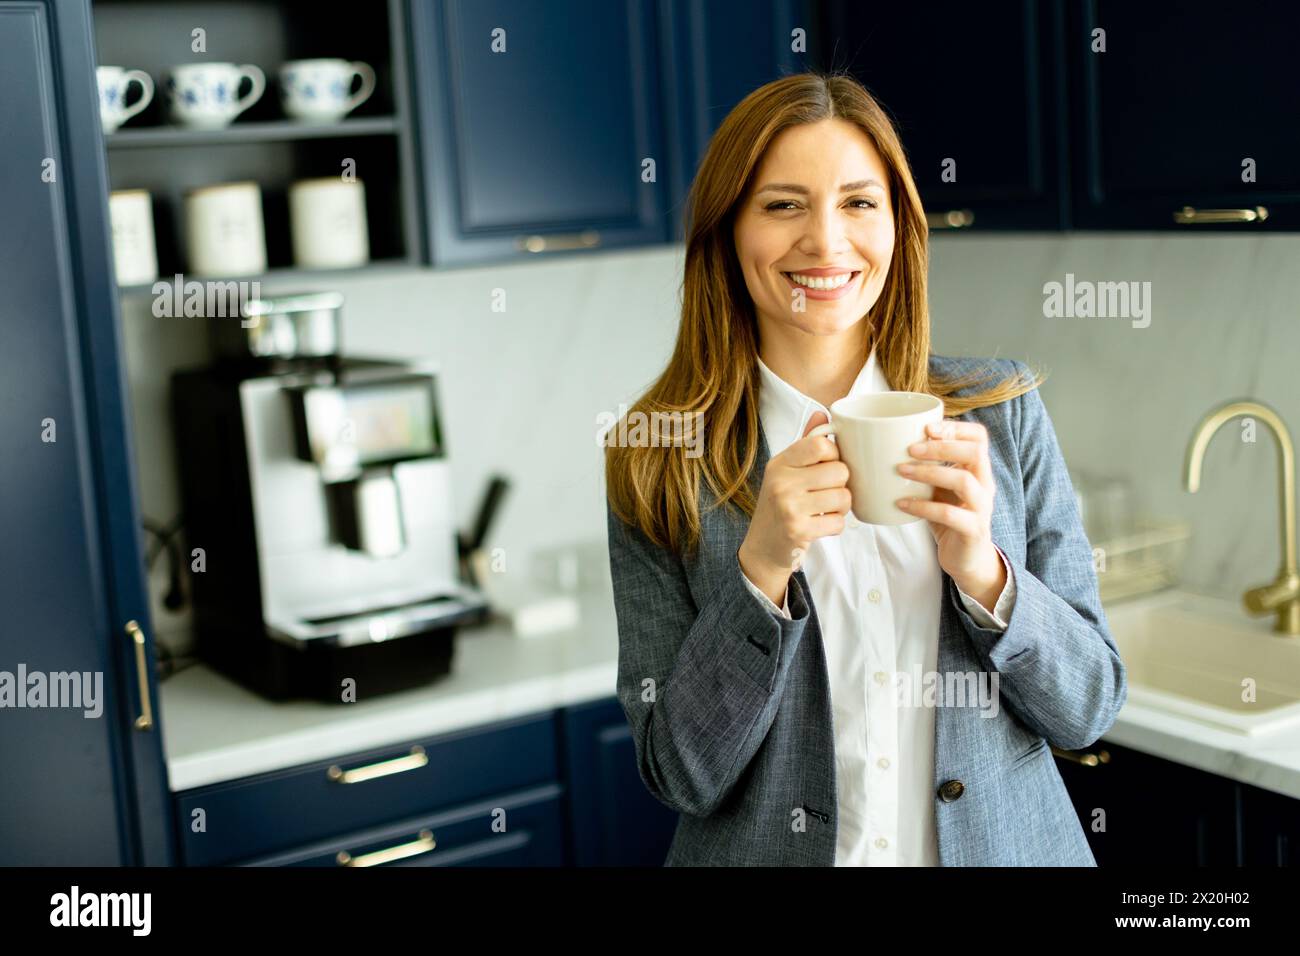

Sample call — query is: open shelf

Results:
[106,116,401,149]
[93,0,422,279]
[115,258,424,295]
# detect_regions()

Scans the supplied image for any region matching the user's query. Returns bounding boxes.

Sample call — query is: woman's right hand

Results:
[738,411,851,605]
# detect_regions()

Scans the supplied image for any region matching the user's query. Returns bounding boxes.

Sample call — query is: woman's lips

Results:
[781,270,862,300]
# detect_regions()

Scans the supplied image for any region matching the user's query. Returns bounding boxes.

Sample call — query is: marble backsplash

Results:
[119,233,1300,645]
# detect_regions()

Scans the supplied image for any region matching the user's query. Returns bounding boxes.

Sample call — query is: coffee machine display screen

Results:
[297,379,442,474]
[346,384,440,464]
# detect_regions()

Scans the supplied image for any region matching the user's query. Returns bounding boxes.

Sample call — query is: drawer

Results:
[244,784,566,867]
[176,711,559,866]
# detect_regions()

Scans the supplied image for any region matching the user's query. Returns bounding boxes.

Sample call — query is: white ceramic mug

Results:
[166,62,265,128]
[278,59,376,122]
[97,66,154,133]
[288,177,369,267]
[806,391,945,525]
[108,189,158,285]
[184,181,266,276]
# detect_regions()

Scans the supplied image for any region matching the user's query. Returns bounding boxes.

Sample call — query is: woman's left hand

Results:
[894,419,1005,608]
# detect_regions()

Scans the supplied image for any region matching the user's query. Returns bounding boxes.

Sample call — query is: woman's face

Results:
[732,118,895,340]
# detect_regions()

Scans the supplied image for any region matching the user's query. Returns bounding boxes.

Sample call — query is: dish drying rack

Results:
[1090,517,1191,605]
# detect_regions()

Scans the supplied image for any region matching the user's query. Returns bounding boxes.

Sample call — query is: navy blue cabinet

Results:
[0,0,172,865]
[821,0,1069,231]
[659,0,816,241]
[560,697,678,866]
[249,785,567,867]
[1055,740,1242,866]
[175,700,681,868]
[1057,740,1299,867]
[1241,783,1300,866]
[175,712,562,866]
[409,0,671,265]
[1068,0,1300,230]
[405,0,1300,265]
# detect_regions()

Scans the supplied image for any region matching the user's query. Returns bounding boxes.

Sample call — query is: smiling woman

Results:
[602,71,1126,867]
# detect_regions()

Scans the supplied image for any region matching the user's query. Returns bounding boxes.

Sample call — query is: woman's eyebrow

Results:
[755,179,886,195]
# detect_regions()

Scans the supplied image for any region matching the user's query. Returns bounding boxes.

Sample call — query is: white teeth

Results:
[787,272,854,290]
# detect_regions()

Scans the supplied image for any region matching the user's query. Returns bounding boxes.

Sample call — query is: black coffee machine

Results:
[171,292,488,701]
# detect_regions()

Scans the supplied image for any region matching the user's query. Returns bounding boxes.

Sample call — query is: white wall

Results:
[120,233,1300,645]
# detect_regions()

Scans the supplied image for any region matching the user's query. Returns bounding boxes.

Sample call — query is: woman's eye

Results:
[763,199,879,211]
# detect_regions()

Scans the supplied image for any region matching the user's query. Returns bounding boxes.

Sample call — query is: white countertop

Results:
[1105,700,1300,799]
[159,584,1300,802]
[158,587,621,791]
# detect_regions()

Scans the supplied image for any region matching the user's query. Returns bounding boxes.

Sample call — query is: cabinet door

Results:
[1241,783,1300,866]
[410,0,669,265]
[561,697,678,866]
[176,712,559,866]
[659,0,817,241]
[1054,741,1238,865]
[1069,0,1300,229]
[247,785,567,867]
[0,0,172,864]
[822,0,1068,230]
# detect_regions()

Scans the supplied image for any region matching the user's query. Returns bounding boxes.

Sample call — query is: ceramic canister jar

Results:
[288,177,369,268]
[108,189,158,285]
[184,181,267,276]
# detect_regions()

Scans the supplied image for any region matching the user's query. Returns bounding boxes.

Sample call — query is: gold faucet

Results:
[1185,400,1300,635]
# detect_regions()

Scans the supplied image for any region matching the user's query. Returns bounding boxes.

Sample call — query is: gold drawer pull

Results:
[1051,745,1111,767]
[1174,205,1269,224]
[336,829,436,867]
[327,745,427,784]
[926,209,974,229]
[125,620,153,730]
[515,230,601,252]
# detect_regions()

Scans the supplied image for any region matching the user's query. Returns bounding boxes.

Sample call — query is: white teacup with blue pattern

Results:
[97,66,154,133]
[166,62,265,129]
[279,59,376,123]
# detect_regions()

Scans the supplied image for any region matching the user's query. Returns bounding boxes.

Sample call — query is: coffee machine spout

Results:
[330,468,406,558]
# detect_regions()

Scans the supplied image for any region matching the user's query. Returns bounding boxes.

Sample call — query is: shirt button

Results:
[874,671,888,685]
[868,588,882,604]
[877,756,890,769]
[875,836,889,850]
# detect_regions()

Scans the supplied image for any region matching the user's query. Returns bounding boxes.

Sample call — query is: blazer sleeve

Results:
[946,363,1128,750]
[606,500,813,818]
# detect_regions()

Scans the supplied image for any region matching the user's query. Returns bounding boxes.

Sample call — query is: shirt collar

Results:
[756,344,889,455]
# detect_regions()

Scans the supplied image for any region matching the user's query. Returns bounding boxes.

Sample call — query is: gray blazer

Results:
[605,353,1127,866]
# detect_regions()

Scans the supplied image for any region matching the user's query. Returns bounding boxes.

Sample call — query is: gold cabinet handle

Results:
[1051,745,1110,767]
[926,209,974,229]
[336,829,436,867]
[327,745,427,784]
[515,230,601,252]
[1174,205,1269,224]
[124,620,153,730]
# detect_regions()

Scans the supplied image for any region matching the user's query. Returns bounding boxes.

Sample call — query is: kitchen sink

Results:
[1105,589,1300,735]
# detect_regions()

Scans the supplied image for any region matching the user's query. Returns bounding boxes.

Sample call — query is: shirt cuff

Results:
[955,544,1017,631]
[740,567,792,620]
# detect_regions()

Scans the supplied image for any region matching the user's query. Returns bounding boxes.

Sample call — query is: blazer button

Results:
[938,779,965,802]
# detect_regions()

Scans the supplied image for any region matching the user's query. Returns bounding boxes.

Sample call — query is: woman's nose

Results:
[799,205,850,255]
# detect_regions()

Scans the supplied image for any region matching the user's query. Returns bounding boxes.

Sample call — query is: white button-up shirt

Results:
[741,346,1016,866]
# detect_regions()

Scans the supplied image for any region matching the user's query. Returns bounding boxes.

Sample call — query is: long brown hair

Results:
[605,71,1042,557]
